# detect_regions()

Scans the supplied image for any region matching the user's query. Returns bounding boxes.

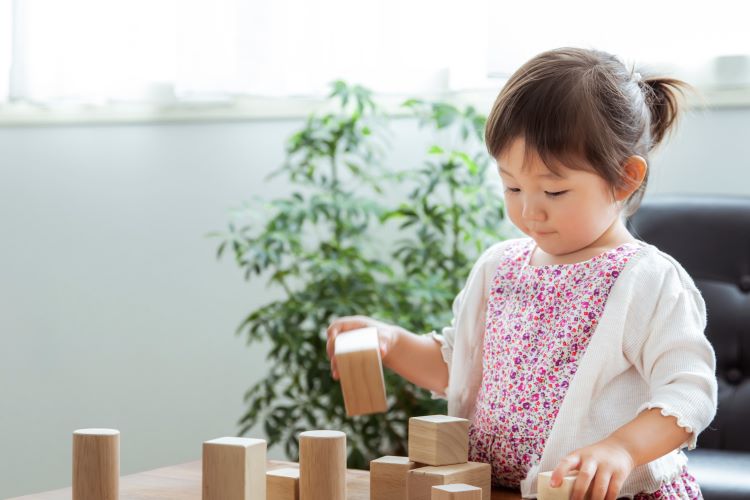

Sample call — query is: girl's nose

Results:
[522,199,547,221]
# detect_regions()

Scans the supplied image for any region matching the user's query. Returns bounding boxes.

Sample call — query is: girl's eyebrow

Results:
[499,167,566,179]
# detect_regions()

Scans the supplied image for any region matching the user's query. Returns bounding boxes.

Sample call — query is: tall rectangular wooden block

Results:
[432,483,482,499]
[370,455,417,500]
[408,462,491,500]
[267,467,300,500]
[408,415,469,466]
[537,471,577,500]
[202,437,267,500]
[334,327,388,416]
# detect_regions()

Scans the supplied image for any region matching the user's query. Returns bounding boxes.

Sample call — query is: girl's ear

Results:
[616,155,648,200]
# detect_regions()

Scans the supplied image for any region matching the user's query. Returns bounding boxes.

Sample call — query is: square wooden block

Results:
[408,415,469,466]
[267,467,300,500]
[537,471,577,500]
[370,456,417,500]
[334,327,388,416]
[408,462,491,500]
[432,483,482,499]
[202,437,266,500]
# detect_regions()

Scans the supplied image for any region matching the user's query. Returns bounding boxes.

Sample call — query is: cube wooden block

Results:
[537,471,577,500]
[370,456,417,500]
[202,437,266,500]
[408,415,469,466]
[408,462,491,500]
[267,467,300,500]
[432,483,482,499]
[334,327,388,416]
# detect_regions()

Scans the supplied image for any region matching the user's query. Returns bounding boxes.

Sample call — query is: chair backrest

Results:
[626,194,750,451]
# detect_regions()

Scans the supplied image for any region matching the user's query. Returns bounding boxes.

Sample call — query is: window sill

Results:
[0,86,748,127]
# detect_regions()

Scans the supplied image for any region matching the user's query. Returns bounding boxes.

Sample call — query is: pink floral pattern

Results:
[468,238,702,498]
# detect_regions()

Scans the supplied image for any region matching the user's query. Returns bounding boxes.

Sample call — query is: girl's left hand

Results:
[550,437,635,500]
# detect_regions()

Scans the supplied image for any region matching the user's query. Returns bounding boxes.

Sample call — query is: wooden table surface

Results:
[10,459,522,499]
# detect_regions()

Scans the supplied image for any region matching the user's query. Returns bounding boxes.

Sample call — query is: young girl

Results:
[326,47,717,500]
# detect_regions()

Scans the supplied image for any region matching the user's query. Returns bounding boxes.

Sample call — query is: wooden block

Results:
[432,483,482,499]
[299,430,347,500]
[334,327,388,416]
[408,462,491,500]
[73,428,120,500]
[267,467,300,500]
[537,471,577,500]
[370,456,417,500]
[202,436,266,500]
[408,415,469,466]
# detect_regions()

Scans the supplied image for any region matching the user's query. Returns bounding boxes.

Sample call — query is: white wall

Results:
[0,104,748,498]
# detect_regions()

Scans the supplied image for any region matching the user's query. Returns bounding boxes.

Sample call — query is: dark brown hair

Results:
[485,47,693,217]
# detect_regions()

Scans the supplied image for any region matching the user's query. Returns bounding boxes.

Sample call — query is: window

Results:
[2,0,493,106]
[487,0,750,91]
[0,0,10,101]
[1,0,748,120]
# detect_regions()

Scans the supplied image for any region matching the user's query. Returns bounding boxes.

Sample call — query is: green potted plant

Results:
[213,81,507,469]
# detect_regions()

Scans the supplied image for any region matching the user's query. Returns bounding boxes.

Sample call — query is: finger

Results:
[552,454,581,487]
[326,322,340,359]
[377,328,393,359]
[325,317,357,358]
[571,461,596,500]
[589,470,611,500]
[604,473,625,500]
[330,357,339,380]
[327,317,368,371]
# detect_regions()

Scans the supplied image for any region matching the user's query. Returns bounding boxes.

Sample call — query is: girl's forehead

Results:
[497,139,593,180]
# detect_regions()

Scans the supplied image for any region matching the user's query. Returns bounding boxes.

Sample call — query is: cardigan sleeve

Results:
[628,268,718,450]
[428,240,510,399]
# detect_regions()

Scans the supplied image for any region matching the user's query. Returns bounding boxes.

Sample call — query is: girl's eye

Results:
[504,187,568,197]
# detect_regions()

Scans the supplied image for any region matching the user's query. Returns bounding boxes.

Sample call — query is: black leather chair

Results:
[627,194,750,500]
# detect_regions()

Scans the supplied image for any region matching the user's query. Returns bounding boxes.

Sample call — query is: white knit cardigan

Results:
[430,237,718,498]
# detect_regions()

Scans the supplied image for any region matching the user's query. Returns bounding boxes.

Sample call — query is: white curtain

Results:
[0,0,10,101]
[4,0,492,105]
[2,0,748,105]
[488,0,750,89]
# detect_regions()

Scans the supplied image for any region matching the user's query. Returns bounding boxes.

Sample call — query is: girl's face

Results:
[497,136,625,257]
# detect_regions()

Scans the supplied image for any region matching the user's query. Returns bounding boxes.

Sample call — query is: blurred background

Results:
[1,0,748,497]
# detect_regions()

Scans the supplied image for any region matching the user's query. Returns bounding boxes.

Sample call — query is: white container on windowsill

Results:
[710,54,750,90]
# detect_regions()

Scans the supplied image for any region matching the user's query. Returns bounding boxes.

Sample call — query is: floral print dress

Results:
[468,238,702,499]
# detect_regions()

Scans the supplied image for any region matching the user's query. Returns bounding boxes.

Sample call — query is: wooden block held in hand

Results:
[202,437,267,500]
[267,467,300,500]
[299,430,347,500]
[408,462,491,500]
[537,471,577,500]
[73,428,120,500]
[432,483,482,499]
[408,415,470,466]
[334,327,388,416]
[370,456,417,500]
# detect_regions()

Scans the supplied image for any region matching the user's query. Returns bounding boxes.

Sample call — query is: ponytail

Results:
[639,76,693,149]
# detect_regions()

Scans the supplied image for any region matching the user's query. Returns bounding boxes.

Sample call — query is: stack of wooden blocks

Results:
[370,415,490,500]
[203,430,348,500]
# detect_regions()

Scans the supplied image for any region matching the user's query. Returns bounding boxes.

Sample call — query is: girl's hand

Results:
[550,437,635,500]
[325,315,399,380]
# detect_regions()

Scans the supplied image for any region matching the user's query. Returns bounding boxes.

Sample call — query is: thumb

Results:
[377,326,397,361]
[378,335,390,359]
[551,453,580,487]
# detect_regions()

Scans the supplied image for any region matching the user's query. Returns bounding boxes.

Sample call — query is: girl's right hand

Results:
[325,315,399,380]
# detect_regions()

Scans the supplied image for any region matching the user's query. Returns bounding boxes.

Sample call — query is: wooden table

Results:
[10,459,522,499]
